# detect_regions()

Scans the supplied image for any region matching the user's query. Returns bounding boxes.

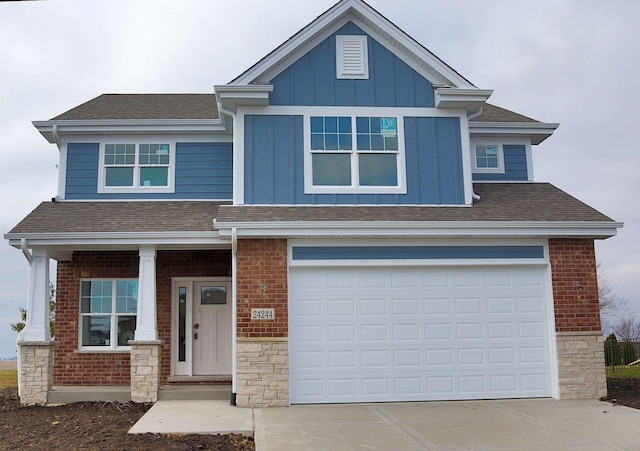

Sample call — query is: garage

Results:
[289,263,554,404]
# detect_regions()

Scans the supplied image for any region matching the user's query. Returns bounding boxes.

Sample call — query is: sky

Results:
[0,0,638,358]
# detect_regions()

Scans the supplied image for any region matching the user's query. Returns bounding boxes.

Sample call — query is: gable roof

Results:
[51,94,219,121]
[230,0,475,88]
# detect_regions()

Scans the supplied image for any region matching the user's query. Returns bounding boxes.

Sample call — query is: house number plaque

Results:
[251,308,275,320]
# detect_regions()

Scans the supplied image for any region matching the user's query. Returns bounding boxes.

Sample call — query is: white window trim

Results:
[304,111,407,195]
[336,35,369,79]
[78,279,138,352]
[97,140,176,193]
[471,142,505,174]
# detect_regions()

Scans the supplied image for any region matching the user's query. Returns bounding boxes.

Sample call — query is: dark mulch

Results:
[606,377,640,409]
[0,387,254,450]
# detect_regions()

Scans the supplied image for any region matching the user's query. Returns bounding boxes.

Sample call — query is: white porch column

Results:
[135,246,157,341]
[20,248,51,342]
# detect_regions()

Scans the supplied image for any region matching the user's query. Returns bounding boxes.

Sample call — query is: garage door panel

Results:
[290,266,553,404]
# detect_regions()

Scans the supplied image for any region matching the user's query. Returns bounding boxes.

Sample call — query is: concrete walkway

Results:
[131,398,640,450]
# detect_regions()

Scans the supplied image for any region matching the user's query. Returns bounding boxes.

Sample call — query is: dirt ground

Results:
[0,387,254,450]
[0,376,638,450]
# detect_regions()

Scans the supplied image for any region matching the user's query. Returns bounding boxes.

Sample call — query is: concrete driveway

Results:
[254,398,640,450]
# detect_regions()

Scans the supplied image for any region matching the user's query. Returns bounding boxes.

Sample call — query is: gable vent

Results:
[336,35,369,79]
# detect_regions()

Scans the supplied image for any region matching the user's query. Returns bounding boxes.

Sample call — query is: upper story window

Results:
[80,279,137,351]
[99,142,175,193]
[306,115,406,194]
[336,35,369,79]
[473,144,504,174]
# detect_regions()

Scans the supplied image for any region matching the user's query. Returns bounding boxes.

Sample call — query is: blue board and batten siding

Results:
[292,246,545,260]
[270,22,434,108]
[64,142,233,200]
[244,115,464,205]
[473,145,529,182]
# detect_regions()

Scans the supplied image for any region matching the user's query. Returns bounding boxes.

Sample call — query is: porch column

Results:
[20,248,51,342]
[18,247,54,405]
[135,246,157,341]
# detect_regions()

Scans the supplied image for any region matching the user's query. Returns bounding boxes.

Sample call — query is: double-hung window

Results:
[100,143,174,192]
[80,280,138,350]
[307,115,405,193]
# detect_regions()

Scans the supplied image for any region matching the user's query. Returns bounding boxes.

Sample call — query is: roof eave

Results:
[33,119,228,143]
[469,121,560,145]
[6,231,227,248]
[213,220,623,239]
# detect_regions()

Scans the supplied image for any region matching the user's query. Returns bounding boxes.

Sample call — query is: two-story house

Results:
[6,0,621,407]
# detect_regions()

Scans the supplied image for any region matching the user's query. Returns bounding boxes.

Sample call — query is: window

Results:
[307,115,404,193]
[100,143,174,192]
[473,144,504,173]
[80,280,137,350]
[336,35,368,79]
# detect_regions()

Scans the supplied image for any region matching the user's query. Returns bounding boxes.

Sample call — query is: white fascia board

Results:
[215,220,623,239]
[469,122,560,145]
[214,85,274,113]
[230,0,475,89]
[33,119,226,144]
[6,231,227,248]
[435,88,494,113]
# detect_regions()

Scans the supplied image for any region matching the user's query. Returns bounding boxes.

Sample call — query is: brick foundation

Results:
[236,338,289,407]
[549,238,605,399]
[18,341,54,405]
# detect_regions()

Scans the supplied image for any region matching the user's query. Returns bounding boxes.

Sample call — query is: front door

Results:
[172,279,232,377]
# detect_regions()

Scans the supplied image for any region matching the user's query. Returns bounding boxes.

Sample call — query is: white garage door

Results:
[289,266,553,404]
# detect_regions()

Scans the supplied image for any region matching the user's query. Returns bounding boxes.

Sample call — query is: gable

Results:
[269,22,434,108]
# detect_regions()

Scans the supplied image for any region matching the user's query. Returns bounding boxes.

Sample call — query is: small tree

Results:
[10,283,55,337]
[604,333,621,366]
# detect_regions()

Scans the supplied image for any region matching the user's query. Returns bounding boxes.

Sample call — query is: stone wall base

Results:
[236,338,289,407]
[18,341,55,405]
[556,331,606,399]
[129,340,162,403]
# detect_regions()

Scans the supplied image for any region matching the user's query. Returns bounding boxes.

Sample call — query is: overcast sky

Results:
[0,0,638,358]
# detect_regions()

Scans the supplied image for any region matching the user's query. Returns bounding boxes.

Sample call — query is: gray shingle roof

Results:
[6,185,615,238]
[51,94,219,121]
[215,184,614,224]
[7,201,230,235]
[470,104,538,123]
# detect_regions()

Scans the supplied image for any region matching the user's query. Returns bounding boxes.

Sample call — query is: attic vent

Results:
[336,35,368,79]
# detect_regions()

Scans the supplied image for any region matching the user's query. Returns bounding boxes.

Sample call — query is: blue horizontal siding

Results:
[64,142,232,200]
[292,246,545,260]
[270,22,434,107]
[244,115,464,205]
[473,145,529,182]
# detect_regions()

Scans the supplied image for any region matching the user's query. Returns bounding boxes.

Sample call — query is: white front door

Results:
[172,279,232,377]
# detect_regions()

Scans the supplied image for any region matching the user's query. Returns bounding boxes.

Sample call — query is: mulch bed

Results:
[0,387,254,450]
[606,377,640,409]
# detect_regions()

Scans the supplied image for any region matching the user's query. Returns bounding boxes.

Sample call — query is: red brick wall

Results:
[55,250,230,386]
[236,239,288,338]
[549,238,602,332]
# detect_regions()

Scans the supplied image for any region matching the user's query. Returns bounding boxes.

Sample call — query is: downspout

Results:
[52,124,61,149]
[17,238,32,397]
[468,107,483,202]
[230,227,238,406]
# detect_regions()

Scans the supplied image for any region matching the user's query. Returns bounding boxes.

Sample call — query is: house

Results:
[5,0,621,407]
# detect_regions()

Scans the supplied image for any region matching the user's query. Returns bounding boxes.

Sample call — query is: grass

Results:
[606,365,640,378]
[0,369,18,389]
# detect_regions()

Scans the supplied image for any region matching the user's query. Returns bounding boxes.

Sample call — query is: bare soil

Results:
[0,387,254,450]
[606,377,640,409]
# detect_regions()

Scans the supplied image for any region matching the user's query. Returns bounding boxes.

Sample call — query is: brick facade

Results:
[55,250,230,386]
[548,238,601,332]
[236,239,288,338]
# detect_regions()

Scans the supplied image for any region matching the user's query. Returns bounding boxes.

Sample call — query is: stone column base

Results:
[556,331,606,399]
[18,341,55,405]
[236,337,289,407]
[129,340,162,403]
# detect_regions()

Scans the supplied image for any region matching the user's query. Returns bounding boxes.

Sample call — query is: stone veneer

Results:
[129,340,162,403]
[236,338,289,407]
[556,332,607,399]
[18,341,54,405]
